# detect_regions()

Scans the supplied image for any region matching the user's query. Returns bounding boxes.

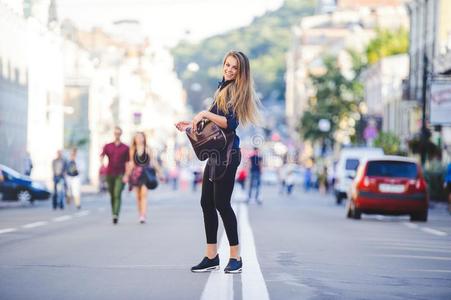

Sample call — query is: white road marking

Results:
[406,269,451,273]
[52,215,73,222]
[200,230,234,300]
[0,228,17,234]
[74,210,90,217]
[420,227,448,237]
[22,221,48,229]
[374,246,451,254]
[239,203,270,300]
[403,222,419,229]
[370,254,451,261]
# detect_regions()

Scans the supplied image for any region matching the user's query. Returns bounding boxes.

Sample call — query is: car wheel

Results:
[346,206,352,218]
[352,207,362,220]
[17,190,32,203]
[336,194,343,205]
[410,210,428,222]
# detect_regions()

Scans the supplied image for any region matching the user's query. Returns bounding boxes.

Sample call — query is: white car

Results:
[333,147,384,204]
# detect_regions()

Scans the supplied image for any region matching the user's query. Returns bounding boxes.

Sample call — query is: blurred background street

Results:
[1,0,451,299]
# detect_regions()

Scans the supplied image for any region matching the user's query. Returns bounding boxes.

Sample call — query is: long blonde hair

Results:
[130,132,149,166]
[214,51,261,126]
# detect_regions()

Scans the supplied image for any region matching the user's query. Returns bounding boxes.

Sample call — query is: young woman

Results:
[66,148,81,209]
[176,50,260,274]
[124,132,161,224]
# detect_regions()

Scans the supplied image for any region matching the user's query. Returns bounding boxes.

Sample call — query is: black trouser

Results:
[200,149,241,246]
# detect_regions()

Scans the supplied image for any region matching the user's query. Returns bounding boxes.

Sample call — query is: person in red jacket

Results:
[100,126,130,224]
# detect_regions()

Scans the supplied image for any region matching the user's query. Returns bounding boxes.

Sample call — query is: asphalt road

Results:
[1,184,450,300]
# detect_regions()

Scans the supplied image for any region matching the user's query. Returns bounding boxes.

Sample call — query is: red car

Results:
[347,156,428,222]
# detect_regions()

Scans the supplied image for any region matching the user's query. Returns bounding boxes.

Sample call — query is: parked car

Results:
[347,156,428,222]
[334,147,384,204]
[0,164,51,203]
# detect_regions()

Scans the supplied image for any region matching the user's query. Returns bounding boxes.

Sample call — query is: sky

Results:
[57,0,285,47]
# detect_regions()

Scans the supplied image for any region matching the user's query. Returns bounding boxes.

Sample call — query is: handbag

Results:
[185,106,235,182]
[143,166,158,190]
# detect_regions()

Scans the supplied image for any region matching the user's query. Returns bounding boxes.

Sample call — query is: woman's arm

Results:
[192,110,232,131]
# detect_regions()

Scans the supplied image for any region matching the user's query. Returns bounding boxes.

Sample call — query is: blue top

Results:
[209,79,240,149]
[445,163,451,183]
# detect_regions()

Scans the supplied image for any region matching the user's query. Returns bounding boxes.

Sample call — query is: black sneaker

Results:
[113,216,118,224]
[191,255,220,273]
[224,257,242,274]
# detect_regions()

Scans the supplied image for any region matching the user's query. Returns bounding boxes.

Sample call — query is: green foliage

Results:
[373,131,401,155]
[366,28,409,65]
[171,0,315,110]
[299,56,363,143]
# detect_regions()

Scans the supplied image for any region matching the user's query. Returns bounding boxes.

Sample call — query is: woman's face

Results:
[223,55,239,81]
[135,133,145,145]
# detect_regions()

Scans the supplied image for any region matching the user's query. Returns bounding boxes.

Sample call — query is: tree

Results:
[299,56,363,145]
[171,0,315,110]
[373,132,401,155]
[366,28,409,65]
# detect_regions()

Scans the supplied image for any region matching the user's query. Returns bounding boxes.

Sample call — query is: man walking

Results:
[52,150,67,210]
[248,147,263,204]
[100,126,130,224]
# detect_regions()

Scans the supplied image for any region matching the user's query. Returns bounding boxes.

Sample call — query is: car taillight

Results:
[415,179,426,191]
[358,176,370,189]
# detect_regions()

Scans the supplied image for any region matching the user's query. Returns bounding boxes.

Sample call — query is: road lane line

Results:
[22,221,48,229]
[0,228,17,234]
[74,210,90,217]
[403,222,419,229]
[200,230,234,300]
[370,254,451,261]
[52,215,73,222]
[374,246,451,253]
[239,203,270,300]
[420,227,448,237]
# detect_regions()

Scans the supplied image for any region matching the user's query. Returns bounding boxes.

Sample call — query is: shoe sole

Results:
[224,268,242,274]
[191,265,220,273]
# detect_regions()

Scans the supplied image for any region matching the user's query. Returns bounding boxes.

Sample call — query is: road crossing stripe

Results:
[0,228,17,234]
[22,221,48,229]
[200,228,234,300]
[52,215,73,222]
[420,227,448,236]
[239,203,270,300]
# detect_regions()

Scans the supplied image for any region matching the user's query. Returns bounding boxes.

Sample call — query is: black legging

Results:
[200,149,241,246]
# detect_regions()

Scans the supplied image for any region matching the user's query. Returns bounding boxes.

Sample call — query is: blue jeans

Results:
[248,171,261,201]
[53,176,66,209]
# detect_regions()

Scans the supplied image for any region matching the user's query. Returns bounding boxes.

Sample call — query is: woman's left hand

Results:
[192,111,207,133]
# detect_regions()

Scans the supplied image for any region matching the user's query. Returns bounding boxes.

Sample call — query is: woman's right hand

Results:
[175,121,190,132]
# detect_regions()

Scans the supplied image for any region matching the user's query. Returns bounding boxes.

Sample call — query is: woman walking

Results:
[176,50,260,274]
[66,148,81,210]
[124,132,161,224]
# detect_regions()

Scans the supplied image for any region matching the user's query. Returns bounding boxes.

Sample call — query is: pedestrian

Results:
[52,150,67,210]
[66,148,81,210]
[285,170,295,195]
[175,51,260,274]
[444,162,451,213]
[304,167,312,192]
[124,132,161,224]
[23,151,33,176]
[100,126,130,224]
[247,147,263,204]
[318,166,328,194]
[236,166,247,190]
